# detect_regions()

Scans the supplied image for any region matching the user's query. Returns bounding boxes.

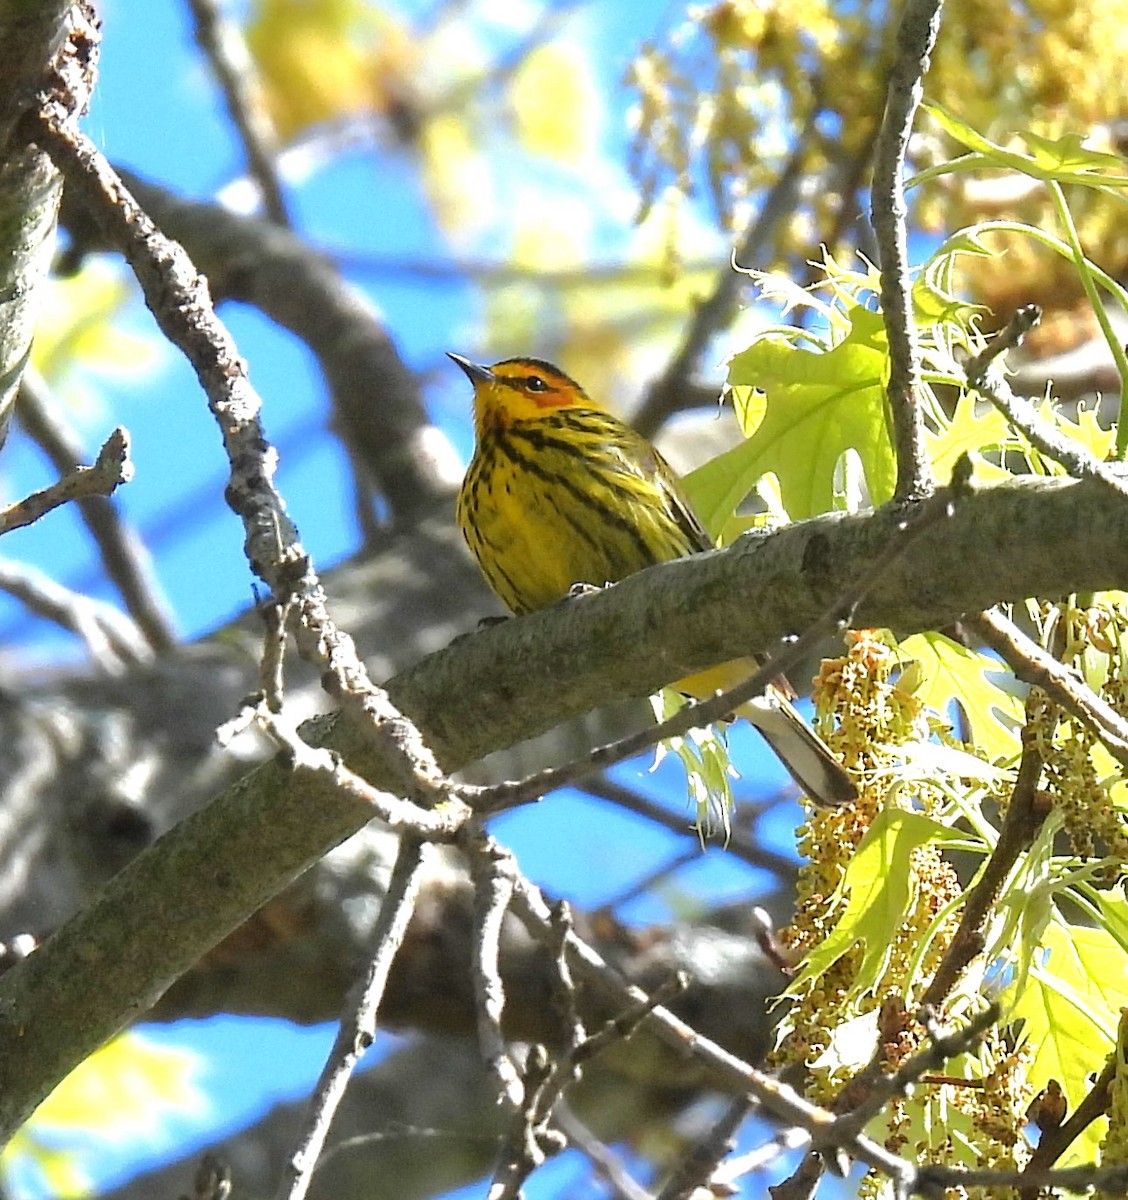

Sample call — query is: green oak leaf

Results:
[722,306,894,520]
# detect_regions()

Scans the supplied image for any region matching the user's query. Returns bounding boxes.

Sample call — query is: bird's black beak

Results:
[447,352,495,386]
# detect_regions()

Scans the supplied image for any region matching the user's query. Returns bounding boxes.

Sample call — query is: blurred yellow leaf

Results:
[511,191,592,269]
[2,1032,206,1198]
[246,0,397,139]
[510,41,600,163]
[419,112,496,238]
[33,261,160,411]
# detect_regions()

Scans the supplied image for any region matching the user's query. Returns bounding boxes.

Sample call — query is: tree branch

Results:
[0,554,150,671]
[61,171,462,527]
[870,0,944,502]
[0,0,95,447]
[966,304,1128,499]
[0,423,133,534]
[920,713,1046,1010]
[16,369,177,652]
[969,607,1128,766]
[634,106,822,439]
[276,836,429,1200]
[3,470,1128,1138]
[186,0,289,226]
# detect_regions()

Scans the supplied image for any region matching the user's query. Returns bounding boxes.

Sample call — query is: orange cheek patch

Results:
[530,389,570,410]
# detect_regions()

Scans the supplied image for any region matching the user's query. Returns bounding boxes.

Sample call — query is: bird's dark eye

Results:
[525,375,548,392]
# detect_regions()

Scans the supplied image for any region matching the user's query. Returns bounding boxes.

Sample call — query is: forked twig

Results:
[274,837,430,1200]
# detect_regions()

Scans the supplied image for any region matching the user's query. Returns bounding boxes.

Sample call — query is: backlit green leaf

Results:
[790,809,959,994]
[724,306,894,520]
[898,632,1023,762]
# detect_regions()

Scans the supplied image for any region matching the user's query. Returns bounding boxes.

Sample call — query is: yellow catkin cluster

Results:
[871,1035,1034,1200]
[778,631,1035,1188]
[974,1040,1037,1170]
[1029,603,1128,864]
[1100,1008,1128,1164]
[626,0,1128,274]
[775,632,951,1094]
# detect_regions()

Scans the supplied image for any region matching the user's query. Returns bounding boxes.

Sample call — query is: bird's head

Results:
[448,354,594,434]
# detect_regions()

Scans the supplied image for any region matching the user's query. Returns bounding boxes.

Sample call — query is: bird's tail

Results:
[735,692,857,809]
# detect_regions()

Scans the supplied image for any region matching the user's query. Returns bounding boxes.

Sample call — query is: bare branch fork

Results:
[28,35,453,811]
[17,368,177,652]
[0,423,131,535]
[274,836,430,1200]
[966,303,1128,499]
[0,555,151,673]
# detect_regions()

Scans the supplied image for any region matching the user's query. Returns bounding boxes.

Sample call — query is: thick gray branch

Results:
[0,0,95,447]
[1,473,1127,1139]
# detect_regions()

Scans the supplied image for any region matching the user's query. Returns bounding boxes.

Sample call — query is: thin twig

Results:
[185,0,289,225]
[110,169,461,526]
[554,1104,655,1200]
[0,555,150,672]
[337,251,726,285]
[17,369,177,652]
[0,425,132,535]
[507,874,917,1187]
[655,1094,755,1200]
[460,821,696,1199]
[251,704,468,838]
[969,607,1128,767]
[486,974,685,1200]
[486,1045,562,1200]
[870,0,944,502]
[544,901,586,1056]
[466,827,525,1110]
[258,596,290,713]
[275,836,430,1200]
[966,305,1128,500]
[774,1004,999,1197]
[591,847,704,919]
[715,1127,812,1187]
[566,975,687,1076]
[582,772,796,877]
[920,708,1047,1009]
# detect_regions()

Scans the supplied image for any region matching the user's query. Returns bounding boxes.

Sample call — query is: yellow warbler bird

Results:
[450,354,856,808]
